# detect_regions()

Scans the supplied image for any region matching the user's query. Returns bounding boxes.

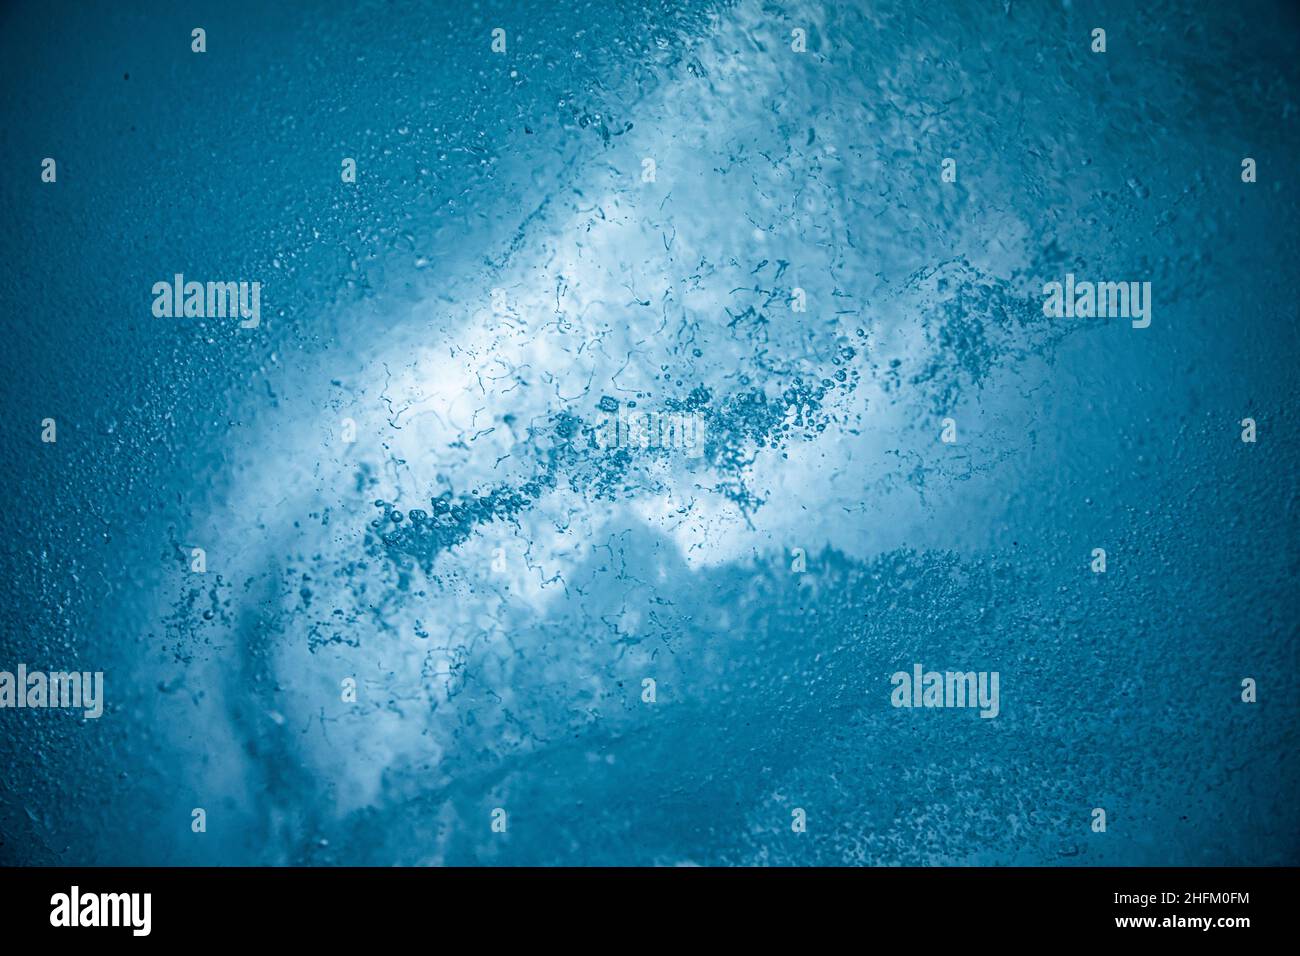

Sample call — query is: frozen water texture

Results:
[1,0,1298,864]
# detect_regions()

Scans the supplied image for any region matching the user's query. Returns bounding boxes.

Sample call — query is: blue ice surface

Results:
[0,0,1297,866]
